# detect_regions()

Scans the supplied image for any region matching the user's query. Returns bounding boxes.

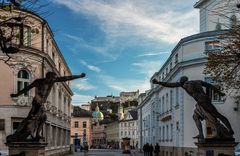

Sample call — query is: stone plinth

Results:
[195,139,236,156]
[6,142,47,156]
[122,137,131,154]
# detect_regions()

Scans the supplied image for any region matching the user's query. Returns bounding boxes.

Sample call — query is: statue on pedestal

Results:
[7,72,86,142]
[152,76,234,142]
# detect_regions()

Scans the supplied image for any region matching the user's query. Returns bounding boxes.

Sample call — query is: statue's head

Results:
[180,76,188,85]
[46,72,57,79]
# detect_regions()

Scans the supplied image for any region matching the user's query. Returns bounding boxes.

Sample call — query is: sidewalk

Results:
[67,149,144,156]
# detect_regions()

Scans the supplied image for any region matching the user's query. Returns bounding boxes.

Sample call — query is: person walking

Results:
[149,144,153,156]
[154,143,160,156]
[143,144,147,156]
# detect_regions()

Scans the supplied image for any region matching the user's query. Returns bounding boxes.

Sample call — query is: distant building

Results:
[91,123,106,148]
[105,121,120,149]
[119,110,138,149]
[81,104,91,111]
[120,90,139,104]
[71,106,92,147]
[91,95,120,114]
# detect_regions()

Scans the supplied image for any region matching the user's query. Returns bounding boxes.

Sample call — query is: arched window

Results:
[231,15,237,28]
[17,70,30,96]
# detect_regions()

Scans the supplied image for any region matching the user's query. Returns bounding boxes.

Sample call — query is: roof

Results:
[72,106,92,118]
[129,111,138,120]
[194,0,209,8]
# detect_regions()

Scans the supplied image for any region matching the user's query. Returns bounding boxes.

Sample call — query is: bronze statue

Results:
[7,72,86,142]
[152,76,234,142]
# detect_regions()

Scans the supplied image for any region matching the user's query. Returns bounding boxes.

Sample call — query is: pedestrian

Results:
[143,144,147,156]
[146,143,150,156]
[149,144,153,156]
[154,143,160,156]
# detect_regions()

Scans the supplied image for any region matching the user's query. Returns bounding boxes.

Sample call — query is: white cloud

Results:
[80,60,101,73]
[136,51,170,57]
[99,75,150,93]
[72,79,96,91]
[52,0,199,44]
[132,60,163,78]
[72,93,94,105]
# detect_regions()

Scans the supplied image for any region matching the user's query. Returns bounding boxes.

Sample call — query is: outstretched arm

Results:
[152,79,181,88]
[200,81,225,96]
[10,80,36,97]
[55,73,86,82]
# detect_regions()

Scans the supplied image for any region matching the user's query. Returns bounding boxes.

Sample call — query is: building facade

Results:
[138,1,240,156]
[104,121,119,149]
[119,110,138,149]
[0,8,72,155]
[71,106,92,147]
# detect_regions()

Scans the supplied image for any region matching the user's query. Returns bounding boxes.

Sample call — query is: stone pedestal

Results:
[122,137,131,154]
[195,139,236,156]
[6,142,47,156]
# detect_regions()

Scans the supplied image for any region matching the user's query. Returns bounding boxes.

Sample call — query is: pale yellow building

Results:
[105,121,119,149]
[0,7,72,155]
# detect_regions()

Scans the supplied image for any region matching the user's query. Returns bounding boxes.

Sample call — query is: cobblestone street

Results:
[68,149,144,156]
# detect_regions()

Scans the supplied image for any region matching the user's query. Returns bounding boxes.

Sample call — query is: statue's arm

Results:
[200,81,225,96]
[152,79,181,88]
[55,73,86,82]
[10,80,37,97]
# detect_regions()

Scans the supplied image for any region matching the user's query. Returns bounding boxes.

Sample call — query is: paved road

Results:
[68,149,144,156]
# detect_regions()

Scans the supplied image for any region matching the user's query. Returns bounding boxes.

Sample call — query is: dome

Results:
[92,111,104,121]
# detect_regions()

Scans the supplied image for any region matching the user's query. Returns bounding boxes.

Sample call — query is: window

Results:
[74,121,79,128]
[17,70,30,96]
[166,93,169,111]
[170,90,173,110]
[230,15,237,28]
[205,41,221,52]
[166,125,169,141]
[162,96,165,113]
[175,54,178,64]
[12,122,20,133]
[176,121,179,131]
[83,121,87,128]
[166,67,168,75]
[162,72,165,79]
[175,87,179,107]
[128,131,130,136]
[23,26,31,46]
[132,131,135,135]
[170,124,173,140]
[121,131,123,136]
[125,131,127,136]
[170,62,172,71]
[205,77,223,102]
[162,126,165,141]
[46,39,49,53]
[0,119,4,131]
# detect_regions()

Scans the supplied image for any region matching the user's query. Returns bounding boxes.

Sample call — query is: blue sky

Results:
[42,0,199,105]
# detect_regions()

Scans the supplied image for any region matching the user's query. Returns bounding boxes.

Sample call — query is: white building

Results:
[119,110,138,149]
[138,0,240,156]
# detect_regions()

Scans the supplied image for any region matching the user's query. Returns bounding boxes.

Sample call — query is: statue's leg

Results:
[214,111,234,135]
[36,112,47,140]
[193,111,204,140]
